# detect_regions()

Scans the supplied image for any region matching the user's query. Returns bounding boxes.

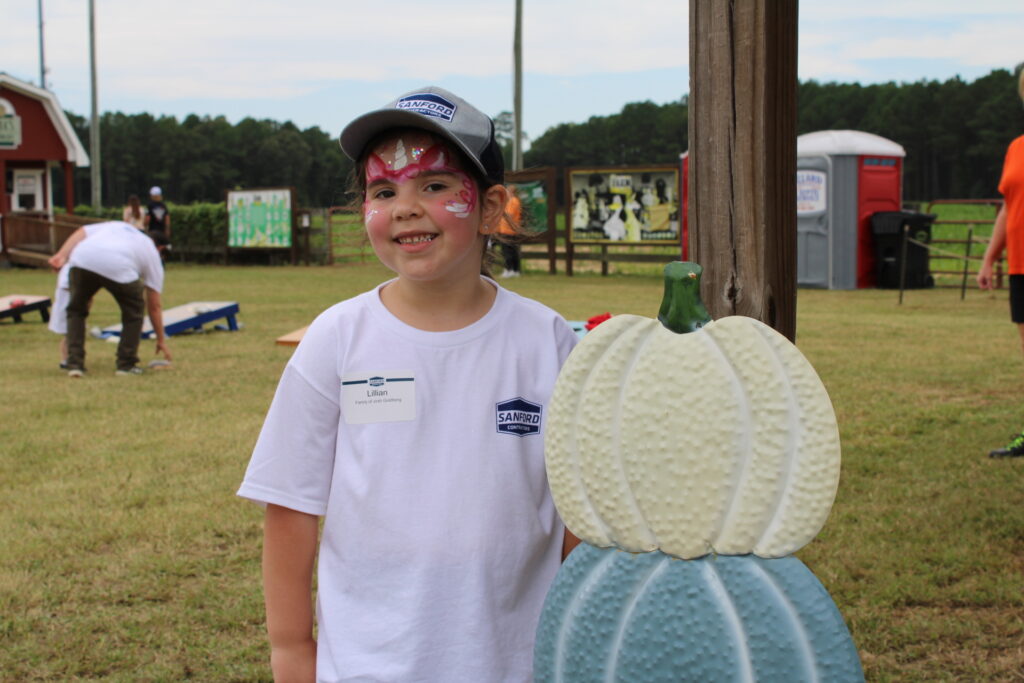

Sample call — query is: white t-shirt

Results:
[68,221,164,292]
[238,279,578,683]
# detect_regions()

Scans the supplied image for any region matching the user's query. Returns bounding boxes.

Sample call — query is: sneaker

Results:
[989,431,1024,458]
[67,368,84,378]
[115,367,144,376]
[59,361,69,370]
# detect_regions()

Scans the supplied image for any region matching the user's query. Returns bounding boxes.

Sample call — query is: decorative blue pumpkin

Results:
[534,544,863,683]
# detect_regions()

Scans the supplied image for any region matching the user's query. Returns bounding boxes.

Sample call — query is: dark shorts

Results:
[1011,275,1024,323]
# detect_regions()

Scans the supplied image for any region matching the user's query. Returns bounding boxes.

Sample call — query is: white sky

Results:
[2,1,1022,141]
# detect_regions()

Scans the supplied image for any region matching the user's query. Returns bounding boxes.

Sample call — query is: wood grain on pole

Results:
[689,0,798,341]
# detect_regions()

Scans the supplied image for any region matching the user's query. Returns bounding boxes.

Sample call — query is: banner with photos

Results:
[568,168,680,243]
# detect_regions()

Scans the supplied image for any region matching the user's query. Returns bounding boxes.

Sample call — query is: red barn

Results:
[1,72,90,263]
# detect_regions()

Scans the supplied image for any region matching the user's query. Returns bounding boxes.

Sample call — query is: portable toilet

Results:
[796,130,905,289]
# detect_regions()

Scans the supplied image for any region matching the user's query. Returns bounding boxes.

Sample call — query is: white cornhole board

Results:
[98,301,240,339]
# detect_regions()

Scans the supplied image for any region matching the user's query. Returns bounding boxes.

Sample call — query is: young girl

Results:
[238,86,579,682]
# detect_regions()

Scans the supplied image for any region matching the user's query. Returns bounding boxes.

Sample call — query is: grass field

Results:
[1,261,1022,681]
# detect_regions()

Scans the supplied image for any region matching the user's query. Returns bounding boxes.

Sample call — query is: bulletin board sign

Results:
[507,167,557,274]
[566,165,681,244]
[227,187,295,249]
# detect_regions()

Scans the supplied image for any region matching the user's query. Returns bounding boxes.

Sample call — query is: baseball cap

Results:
[149,186,162,196]
[340,86,504,186]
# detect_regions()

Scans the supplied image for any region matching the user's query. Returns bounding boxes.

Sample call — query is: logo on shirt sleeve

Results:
[496,397,543,437]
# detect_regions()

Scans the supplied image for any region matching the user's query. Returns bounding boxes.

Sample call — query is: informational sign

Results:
[796,171,827,215]
[227,188,293,248]
[568,167,680,243]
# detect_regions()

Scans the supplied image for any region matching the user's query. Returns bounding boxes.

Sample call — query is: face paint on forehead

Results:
[366,133,456,183]
[363,132,479,220]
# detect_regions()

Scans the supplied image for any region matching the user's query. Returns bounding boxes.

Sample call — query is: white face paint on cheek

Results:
[443,178,477,219]
[363,205,381,227]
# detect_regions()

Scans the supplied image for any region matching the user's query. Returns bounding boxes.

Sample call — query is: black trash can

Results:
[871,211,936,289]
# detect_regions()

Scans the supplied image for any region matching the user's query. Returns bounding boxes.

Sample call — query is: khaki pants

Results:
[65,267,146,372]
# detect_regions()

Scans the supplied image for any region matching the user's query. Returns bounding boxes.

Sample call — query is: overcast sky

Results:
[3,1,1022,142]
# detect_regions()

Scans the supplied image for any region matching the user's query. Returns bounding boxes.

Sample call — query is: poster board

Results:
[226,187,295,249]
[566,165,681,244]
[507,167,557,274]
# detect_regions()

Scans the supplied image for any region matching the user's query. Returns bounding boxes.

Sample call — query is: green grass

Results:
[2,263,1023,681]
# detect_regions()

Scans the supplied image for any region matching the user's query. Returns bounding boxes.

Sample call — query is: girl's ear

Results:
[479,183,510,235]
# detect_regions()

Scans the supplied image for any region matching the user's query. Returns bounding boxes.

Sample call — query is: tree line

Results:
[65,68,1022,209]
[65,112,353,210]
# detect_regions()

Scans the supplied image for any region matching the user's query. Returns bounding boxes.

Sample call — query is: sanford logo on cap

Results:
[396,93,457,122]
[495,397,543,437]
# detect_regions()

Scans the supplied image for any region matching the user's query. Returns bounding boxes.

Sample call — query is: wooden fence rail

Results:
[2,213,102,267]
[923,199,1003,289]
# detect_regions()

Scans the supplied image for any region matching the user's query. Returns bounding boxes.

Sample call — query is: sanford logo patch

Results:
[396,93,456,122]
[496,397,542,437]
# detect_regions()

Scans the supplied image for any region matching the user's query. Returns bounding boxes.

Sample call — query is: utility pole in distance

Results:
[512,0,523,171]
[88,0,101,208]
[38,0,47,89]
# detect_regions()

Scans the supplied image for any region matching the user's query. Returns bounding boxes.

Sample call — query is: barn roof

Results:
[797,130,905,158]
[0,72,90,167]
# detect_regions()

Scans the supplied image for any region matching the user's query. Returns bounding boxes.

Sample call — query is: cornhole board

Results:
[274,320,588,347]
[98,301,240,339]
[0,295,51,323]
[276,325,309,346]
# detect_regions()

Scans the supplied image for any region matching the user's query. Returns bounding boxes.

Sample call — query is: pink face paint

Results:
[363,133,478,220]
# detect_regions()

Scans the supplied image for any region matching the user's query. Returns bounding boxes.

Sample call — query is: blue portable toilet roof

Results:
[797,130,905,158]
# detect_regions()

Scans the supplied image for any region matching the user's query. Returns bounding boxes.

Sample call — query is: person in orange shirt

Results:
[978,66,1024,457]
[498,184,522,277]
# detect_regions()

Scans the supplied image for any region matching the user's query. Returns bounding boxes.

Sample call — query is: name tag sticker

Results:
[341,372,416,424]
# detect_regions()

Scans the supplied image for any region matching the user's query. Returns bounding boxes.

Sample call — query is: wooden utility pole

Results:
[688,0,798,341]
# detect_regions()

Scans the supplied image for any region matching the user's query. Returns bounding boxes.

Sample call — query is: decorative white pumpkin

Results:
[545,262,841,559]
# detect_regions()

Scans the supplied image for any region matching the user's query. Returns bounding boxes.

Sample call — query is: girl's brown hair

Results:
[128,194,141,220]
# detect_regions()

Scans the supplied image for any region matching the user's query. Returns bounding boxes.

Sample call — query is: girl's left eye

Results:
[424,181,450,192]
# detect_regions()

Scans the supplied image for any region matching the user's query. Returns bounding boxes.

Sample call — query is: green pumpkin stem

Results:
[657,261,713,334]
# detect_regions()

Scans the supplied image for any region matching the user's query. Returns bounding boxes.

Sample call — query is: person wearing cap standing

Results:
[238,86,580,682]
[145,186,171,238]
